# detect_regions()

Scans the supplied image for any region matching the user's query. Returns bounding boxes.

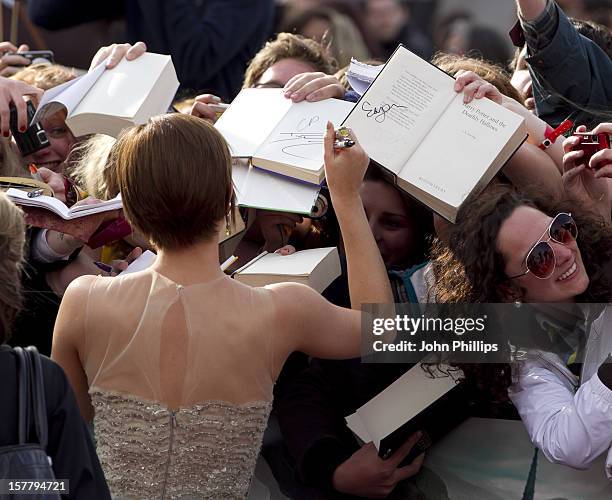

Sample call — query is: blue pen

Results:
[94,261,113,273]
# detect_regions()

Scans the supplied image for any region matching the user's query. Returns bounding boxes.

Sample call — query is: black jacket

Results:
[0,346,110,499]
[28,0,275,101]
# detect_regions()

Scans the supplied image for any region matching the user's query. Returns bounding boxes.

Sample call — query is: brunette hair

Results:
[432,52,523,103]
[0,193,25,343]
[364,164,433,266]
[431,184,612,304]
[243,33,337,89]
[112,113,234,250]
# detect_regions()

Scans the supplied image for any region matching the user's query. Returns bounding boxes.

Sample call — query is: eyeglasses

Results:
[507,213,578,280]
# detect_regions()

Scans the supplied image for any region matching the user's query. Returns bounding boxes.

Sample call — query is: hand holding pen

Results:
[324,122,370,201]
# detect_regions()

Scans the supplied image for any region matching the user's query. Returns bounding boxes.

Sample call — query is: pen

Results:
[334,139,355,149]
[29,163,43,182]
[27,189,44,198]
[94,261,113,274]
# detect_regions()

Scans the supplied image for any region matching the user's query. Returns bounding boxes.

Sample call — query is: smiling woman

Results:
[11,64,79,173]
[430,183,612,477]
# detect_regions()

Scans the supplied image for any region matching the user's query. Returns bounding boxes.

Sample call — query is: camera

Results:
[573,132,611,170]
[7,50,54,66]
[10,101,50,157]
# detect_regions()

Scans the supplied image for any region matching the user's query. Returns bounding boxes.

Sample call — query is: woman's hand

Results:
[188,93,223,123]
[37,167,67,202]
[0,76,43,135]
[0,42,31,77]
[89,41,147,71]
[100,247,143,276]
[588,123,612,178]
[283,72,346,103]
[323,121,369,205]
[275,245,296,256]
[453,70,502,104]
[562,125,610,222]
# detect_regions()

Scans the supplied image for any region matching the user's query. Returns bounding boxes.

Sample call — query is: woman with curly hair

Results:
[431,182,612,478]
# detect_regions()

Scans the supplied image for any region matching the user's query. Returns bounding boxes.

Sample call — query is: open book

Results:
[343,46,527,222]
[33,53,179,137]
[215,89,354,185]
[233,247,340,292]
[6,188,122,219]
[345,363,468,464]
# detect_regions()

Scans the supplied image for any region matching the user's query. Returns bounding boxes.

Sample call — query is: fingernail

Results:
[3,131,9,137]
[19,126,26,133]
[284,91,292,97]
[212,95,221,103]
[454,82,460,91]
[306,94,314,101]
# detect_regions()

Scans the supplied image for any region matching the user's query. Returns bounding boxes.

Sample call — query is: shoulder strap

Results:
[13,346,48,449]
[14,347,29,445]
[26,346,49,450]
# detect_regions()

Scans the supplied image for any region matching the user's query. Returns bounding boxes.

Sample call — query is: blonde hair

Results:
[0,193,25,342]
[0,136,26,177]
[69,135,117,199]
[113,114,235,250]
[11,64,77,90]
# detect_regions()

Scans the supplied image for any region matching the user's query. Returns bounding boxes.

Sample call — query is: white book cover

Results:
[216,88,354,184]
[215,88,292,157]
[33,53,179,137]
[236,247,338,277]
[345,363,462,450]
[6,188,122,220]
[232,159,320,215]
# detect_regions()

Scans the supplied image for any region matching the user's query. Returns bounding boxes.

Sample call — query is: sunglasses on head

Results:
[507,213,578,280]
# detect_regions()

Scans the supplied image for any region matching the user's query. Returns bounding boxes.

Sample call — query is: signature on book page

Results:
[269,115,324,161]
[361,101,408,123]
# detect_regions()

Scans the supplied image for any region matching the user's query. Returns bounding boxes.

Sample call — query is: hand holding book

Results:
[331,433,424,498]
[453,70,503,105]
[89,41,147,70]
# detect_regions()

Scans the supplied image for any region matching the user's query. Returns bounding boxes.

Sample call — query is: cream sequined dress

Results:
[81,270,281,499]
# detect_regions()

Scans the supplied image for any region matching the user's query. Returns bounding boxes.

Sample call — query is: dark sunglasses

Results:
[507,213,578,280]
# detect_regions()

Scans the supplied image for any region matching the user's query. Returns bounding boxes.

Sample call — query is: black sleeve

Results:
[43,359,110,500]
[158,0,274,91]
[275,361,359,493]
[28,0,125,30]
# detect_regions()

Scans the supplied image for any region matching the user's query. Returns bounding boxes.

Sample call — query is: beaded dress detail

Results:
[82,271,279,499]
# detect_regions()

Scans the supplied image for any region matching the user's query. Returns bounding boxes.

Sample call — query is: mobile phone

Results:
[7,50,54,65]
[9,101,50,157]
[572,132,611,170]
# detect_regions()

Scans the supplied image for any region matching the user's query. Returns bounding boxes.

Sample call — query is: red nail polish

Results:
[3,131,9,137]
[19,126,26,133]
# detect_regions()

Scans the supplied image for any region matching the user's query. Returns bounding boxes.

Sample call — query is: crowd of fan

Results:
[0,0,611,498]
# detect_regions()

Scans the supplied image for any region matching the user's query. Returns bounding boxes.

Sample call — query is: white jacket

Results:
[508,307,612,479]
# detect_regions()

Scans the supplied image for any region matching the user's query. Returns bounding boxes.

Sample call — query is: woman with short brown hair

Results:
[52,114,392,498]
